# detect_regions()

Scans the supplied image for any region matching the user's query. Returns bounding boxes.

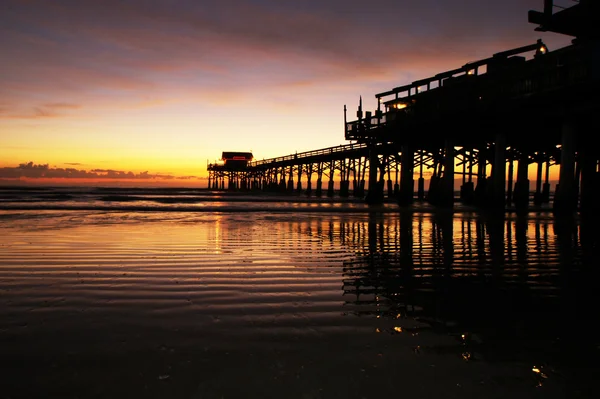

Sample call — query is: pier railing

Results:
[346,40,599,142]
[248,143,369,168]
[207,143,371,172]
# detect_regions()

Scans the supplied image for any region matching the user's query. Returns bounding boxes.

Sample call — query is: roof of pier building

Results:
[221,152,254,168]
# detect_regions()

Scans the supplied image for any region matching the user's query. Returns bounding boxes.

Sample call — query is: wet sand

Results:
[1,210,598,398]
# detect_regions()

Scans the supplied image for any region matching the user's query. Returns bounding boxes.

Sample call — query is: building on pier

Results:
[207,152,253,190]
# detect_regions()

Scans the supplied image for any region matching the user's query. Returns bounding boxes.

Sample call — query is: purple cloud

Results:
[0,0,572,119]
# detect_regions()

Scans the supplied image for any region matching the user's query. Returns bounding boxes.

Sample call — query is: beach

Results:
[1,189,599,398]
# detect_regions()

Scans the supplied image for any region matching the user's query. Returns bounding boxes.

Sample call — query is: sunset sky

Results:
[1,0,573,185]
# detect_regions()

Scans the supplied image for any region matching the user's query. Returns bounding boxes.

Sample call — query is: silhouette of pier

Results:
[208,1,600,213]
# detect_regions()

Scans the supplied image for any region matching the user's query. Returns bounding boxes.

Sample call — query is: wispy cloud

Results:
[0,102,82,120]
[0,0,565,120]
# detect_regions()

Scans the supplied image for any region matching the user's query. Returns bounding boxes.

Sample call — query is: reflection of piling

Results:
[367,212,378,254]
[515,213,528,264]
[486,213,506,275]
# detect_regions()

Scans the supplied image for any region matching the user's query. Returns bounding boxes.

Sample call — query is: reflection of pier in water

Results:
[317,212,600,352]
[305,211,600,381]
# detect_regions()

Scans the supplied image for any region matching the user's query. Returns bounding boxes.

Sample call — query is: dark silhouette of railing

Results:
[249,143,369,168]
[345,40,599,144]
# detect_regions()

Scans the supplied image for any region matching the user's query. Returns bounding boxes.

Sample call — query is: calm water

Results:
[1,188,599,398]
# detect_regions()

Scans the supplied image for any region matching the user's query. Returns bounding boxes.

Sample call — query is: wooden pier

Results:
[208,1,600,213]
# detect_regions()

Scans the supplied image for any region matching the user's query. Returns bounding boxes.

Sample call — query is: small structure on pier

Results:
[221,152,253,168]
[207,151,253,190]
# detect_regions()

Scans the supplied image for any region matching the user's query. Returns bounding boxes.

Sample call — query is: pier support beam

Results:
[460,148,474,204]
[533,158,544,206]
[417,153,425,200]
[386,157,393,199]
[305,166,313,196]
[366,149,383,204]
[580,146,599,214]
[441,140,455,207]
[513,152,530,210]
[418,177,425,200]
[327,161,335,197]
[542,161,551,203]
[316,177,322,197]
[492,135,506,208]
[279,169,286,192]
[506,158,514,206]
[340,160,350,197]
[426,165,439,205]
[399,146,414,205]
[296,167,303,193]
[554,123,577,212]
[474,150,487,204]
[340,180,350,197]
[394,160,400,197]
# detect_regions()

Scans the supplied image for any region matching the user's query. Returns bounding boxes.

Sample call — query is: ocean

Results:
[0,187,598,398]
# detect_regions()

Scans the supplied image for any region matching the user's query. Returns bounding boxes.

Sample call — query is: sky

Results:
[0,0,574,186]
